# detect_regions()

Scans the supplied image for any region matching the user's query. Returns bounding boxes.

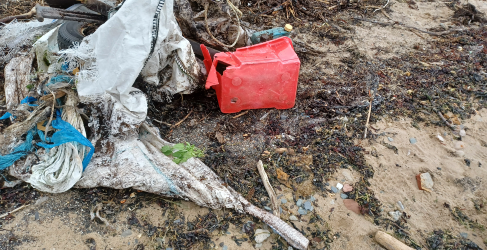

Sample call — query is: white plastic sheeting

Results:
[62,0,199,112]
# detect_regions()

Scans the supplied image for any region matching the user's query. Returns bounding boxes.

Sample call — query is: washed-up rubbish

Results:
[4,53,35,111]
[35,4,107,23]
[61,0,200,109]
[251,24,293,44]
[416,172,434,191]
[202,37,300,113]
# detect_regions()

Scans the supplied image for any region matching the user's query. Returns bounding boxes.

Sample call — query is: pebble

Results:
[298,208,308,215]
[277,194,284,199]
[460,232,468,239]
[264,206,272,211]
[255,229,271,243]
[397,201,405,211]
[331,186,338,193]
[121,229,133,237]
[330,200,335,205]
[35,197,49,206]
[342,184,353,192]
[460,129,466,137]
[409,138,417,144]
[296,199,303,207]
[223,246,228,250]
[418,172,434,190]
[455,150,465,157]
[281,198,287,204]
[387,137,393,142]
[166,248,173,250]
[340,194,348,199]
[336,183,343,190]
[174,219,181,223]
[389,211,401,221]
[220,242,224,247]
[437,167,441,170]
[464,159,471,167]
[35,211,39,220]
[304,201,312,210]
[310,196,316,202]
[325,182,330,186]
[289,215,298,221]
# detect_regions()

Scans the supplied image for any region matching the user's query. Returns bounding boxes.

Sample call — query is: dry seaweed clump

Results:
[427,230,483,250]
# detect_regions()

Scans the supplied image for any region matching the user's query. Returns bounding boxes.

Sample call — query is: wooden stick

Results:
[171,110,193,129]
[364,100,372,139]
[232,110,248,119]
[0,7,36,23]
[256,160,280,217]
[375,231,414,250]
[0,204,30,219]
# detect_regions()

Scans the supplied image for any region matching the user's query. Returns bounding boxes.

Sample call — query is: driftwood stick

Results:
[375,231,414,250]
[0,204,30,219]
[256,160,279,217]
[0,7,36,23]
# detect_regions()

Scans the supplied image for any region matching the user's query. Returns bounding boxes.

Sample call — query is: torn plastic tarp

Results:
[0,129,34,170]
[37,116,94,170]
[61,0,200,111]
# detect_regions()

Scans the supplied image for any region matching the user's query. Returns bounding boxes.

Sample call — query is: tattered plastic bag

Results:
[61,0,200,108]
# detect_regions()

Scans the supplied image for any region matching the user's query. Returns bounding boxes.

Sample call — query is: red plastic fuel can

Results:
[201,37,300,113]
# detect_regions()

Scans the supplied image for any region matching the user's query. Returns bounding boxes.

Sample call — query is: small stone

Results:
[343,199,360,214]
[389,211,401,221]
[464,159,471,167]
[331,186,338,193]
[340,194,348,199]
[255,229,271,243]
[387,137,393,142]
[281,198,287,204]
[223,246,228,250]
[296,199,303,207]
[219,242,224,247]
[298,208,308,215]
[330,200,335,205]
[166,248,173,250]
[397,201,405,211]
[289,215,298,221]
[35,197,49,206]
[310,196,316,202]
[416,172,434,190]
[460,129,466,137]
[336,183,343,190]
[342,184,353,192]
[455,150,465,157]
[35,211,39,220]
[410,138,417,144]
[460,232,468,239]
[277,194,283,199]
[324,182,330,186]
[437,167,441,170]
[264,206,272,211]
[121,229,133,237]
[280,207,283,214]
[174,219,181,223]
[304,201,312,210]
[275,148,288,154]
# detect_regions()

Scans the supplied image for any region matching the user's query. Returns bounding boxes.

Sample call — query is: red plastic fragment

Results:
[202,37,301,113]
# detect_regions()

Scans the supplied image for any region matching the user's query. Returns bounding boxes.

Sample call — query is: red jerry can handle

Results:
[200,44,219,90]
